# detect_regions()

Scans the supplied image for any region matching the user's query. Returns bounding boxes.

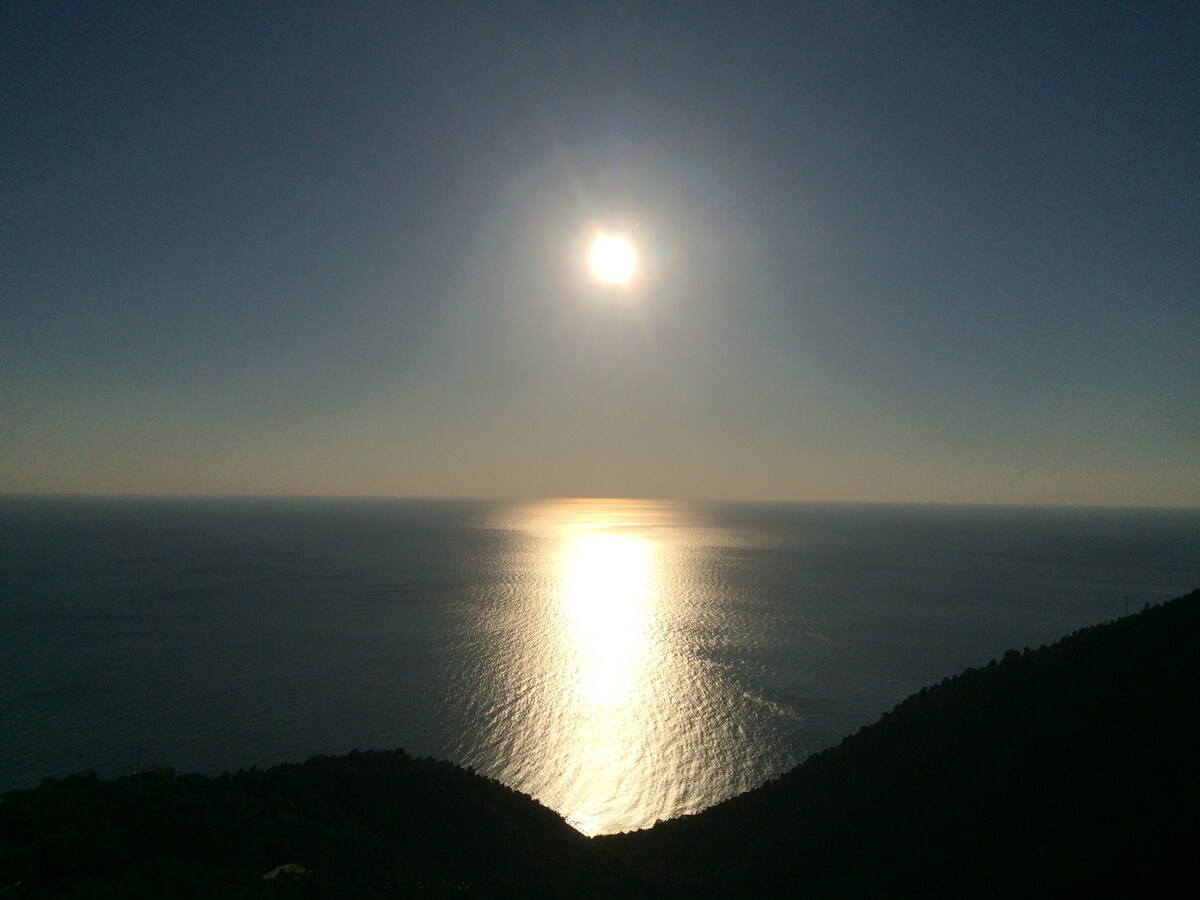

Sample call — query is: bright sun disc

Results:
[589,234,636,286]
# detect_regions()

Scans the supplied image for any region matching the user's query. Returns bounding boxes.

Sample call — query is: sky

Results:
[3,1,1197,506]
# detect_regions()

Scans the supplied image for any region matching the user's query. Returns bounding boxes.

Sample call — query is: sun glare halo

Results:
[588,234,636,286]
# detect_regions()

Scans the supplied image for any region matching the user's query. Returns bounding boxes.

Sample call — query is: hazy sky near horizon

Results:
[3,2,1197,505]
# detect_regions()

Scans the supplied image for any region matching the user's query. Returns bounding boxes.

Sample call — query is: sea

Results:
[1,496,1197,834]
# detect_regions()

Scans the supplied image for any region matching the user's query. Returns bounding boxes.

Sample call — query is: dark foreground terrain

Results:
[3,589,1197,898]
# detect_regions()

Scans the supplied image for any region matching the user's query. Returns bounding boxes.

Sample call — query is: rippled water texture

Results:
[444,499,798,834]
[2,497,1198,834]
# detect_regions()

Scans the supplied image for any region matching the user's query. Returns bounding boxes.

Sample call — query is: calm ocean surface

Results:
[2,496,1198,833]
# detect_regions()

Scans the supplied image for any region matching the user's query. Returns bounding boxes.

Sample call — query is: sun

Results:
[588,234,637,286]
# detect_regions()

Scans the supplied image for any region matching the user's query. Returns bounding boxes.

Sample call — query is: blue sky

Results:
[3,1,1197,505]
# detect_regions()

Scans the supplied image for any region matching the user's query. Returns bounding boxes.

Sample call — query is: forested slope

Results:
[605,587,1200,897]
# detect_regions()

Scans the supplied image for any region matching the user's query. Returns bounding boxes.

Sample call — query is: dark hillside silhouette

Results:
[603,587,1200,896]
[2,589,1197,897]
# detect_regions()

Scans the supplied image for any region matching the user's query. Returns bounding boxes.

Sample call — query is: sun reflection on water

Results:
[447,499,795,836]
[560,533,654,710]
[552,529,663,834]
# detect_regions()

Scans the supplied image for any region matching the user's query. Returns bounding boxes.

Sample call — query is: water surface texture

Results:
[2,497,1198,833]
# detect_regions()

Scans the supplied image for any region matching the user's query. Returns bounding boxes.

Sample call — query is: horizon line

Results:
[2,490,1197,513]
